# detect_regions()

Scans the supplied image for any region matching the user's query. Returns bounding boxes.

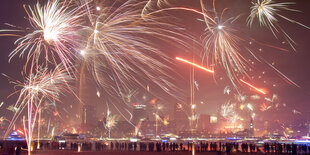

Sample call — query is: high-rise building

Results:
[132,104,147,125]
[81,105,98,132]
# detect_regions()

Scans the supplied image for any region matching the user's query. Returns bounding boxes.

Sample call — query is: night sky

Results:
[0,0,310,128]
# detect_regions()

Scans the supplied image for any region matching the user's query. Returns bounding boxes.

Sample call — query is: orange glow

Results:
[53,111,59,116]
[149,98,157,105]
[176,57,214,74]
[78,144,81,152]
[239,79,267,95]
[17,129,24,135]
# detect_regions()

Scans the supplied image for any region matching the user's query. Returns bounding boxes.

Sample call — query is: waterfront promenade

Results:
[0,140,306,155]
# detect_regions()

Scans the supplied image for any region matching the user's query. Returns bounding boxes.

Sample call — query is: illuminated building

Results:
[132,104,147,125]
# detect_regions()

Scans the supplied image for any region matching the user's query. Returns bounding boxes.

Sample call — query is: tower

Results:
[249,118,254,137]
[78,61,99,133]
[81,104,97,132]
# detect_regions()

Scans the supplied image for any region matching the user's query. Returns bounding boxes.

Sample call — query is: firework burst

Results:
[105,114,119,130]
[4,65,71,155]
[197,0,256,88]
[220,101,237,120]
[1,0,87,73]
[247,0,310,51]
[80,0,190,116]
[104,112,119,138]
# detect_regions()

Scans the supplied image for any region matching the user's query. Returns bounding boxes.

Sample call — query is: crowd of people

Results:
[0,141,25,155]
[1,140,310,154]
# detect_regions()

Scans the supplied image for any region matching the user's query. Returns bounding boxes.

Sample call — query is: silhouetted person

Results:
[134,142,137,151]
[16,145,21,155]
[292,144,297,155]
[180,143,183,151]
[110,142,114,150]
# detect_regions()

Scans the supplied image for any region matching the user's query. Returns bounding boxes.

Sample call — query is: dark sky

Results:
[0,0,309,127]
[0,0,33,120]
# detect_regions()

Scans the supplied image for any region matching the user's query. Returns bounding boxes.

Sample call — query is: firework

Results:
[198,0,254,88]
[224,86,231,95]
[176,56,268,96]
[220,103,242,125]
[121,89,138,103]
[5,65,71,155]
[247,0,310,51]
[163,116,169,126]
[239,79,267,95]
[155,0,174,7]
[292,109,301,115]
[247,103,254,111]
[96,90,100,98]
[176,56,268,95]
[142,0,174,15]
[0,117,10,127]
[80,0,190,122]
[7,105,20,113]
[176,57,214,74]
[105,114,119,129]
[1,0,86,73]
[220,102,236,120]
[197,0,300,90]
[260,103,271,111]
[104,114,119,138]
